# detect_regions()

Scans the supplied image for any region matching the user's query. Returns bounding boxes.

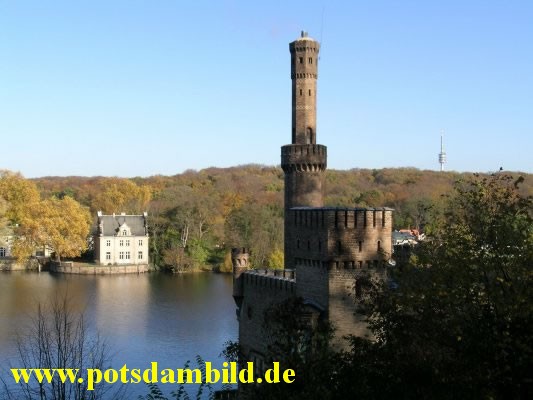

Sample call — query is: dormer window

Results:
[122,230,127,236]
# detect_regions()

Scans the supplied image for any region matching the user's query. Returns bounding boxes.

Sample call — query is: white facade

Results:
[0,235,12,258]
[94,212,149,265]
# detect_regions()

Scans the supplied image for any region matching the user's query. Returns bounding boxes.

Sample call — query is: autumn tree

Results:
[267,248,284,270]
[0,171,92,262]
[224,203,283,268]
[1,171,42,260]
[0,170,40,224]
[38,196,92,261]
[91,178,151,214]
[354,173,533,399]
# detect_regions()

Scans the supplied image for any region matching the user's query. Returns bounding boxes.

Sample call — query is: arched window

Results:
[306,127,313,144]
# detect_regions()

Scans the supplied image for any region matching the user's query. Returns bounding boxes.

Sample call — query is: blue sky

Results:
[1,0,531,177]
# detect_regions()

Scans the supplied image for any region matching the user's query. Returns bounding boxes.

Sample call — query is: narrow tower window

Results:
[358,241,363,252]
[308,57,312,64]
[308,89,311,96]
[299,57,303,64]
[306,127,314,143]
[377,241,381,251]
[300,89,303,96]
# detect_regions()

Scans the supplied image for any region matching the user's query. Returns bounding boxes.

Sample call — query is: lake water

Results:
[0,271,238,398]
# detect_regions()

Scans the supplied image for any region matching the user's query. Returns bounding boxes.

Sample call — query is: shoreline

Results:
[50,261,152,274]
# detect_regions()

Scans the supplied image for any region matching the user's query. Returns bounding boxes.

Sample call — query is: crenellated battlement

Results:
[231,247,250,268]
[290,44,319,53]
[289,207,393,229]
[281,144,327,156]
[289,31,320,54]
[285,207,393,269]
[281,144,327,173]
[242,269,296,294]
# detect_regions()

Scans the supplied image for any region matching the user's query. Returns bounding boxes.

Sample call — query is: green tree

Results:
[237,297,338,400]
[360,173,533,399]
[232,173,532,400]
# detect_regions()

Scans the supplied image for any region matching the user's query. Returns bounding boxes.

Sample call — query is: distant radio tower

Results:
[438,132,447,171]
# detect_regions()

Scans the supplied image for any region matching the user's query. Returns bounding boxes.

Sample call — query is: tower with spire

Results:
[439,132,447,171]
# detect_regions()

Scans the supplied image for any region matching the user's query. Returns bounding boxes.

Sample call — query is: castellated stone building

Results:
[232,32,393,368]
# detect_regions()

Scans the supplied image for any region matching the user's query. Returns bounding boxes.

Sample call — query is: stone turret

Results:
[231,247,250,310]
[282,31,327,268]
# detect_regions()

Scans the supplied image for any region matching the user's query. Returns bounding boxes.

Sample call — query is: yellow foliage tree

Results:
[0,170,40,224]
[219,250,233,273]
[1,171,91,261]
[267,248,284,270]
[92,178,152,214]
[36,196,92,261]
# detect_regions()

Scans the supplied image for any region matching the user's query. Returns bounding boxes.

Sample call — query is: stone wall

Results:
[50,262,151,274]
[295,258,384,346]
[328,268,384,345]
[237,270,296,359]
[0,257,41,271]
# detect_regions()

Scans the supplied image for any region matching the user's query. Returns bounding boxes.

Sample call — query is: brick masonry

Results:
[232,32,394,364]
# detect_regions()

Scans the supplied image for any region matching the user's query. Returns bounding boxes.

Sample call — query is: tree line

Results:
[2,166,532,271]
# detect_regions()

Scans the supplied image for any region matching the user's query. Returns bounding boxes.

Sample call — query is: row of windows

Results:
[334,260,381,270]
[296,239,381,253]
[105,251,143,260]
[298,89,312,96]
[298,57,314,64]
[106,239,144,247]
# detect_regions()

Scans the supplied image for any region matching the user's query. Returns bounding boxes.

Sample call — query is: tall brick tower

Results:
[281,31,327,268]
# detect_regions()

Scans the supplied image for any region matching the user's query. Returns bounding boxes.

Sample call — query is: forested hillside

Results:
[29,166,533,270]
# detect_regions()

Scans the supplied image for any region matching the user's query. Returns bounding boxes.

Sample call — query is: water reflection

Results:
[0,271,237,397]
